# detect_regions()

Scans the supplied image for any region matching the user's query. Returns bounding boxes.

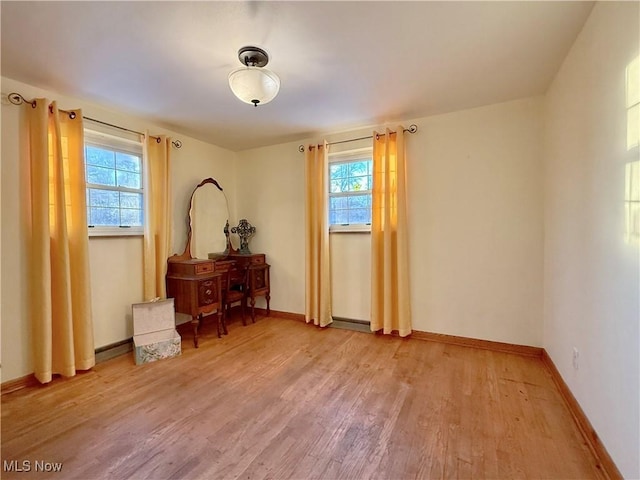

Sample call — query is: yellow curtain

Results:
[26,99,95,384]
[371,127,412,336]
[143,134,172,300]
[305,142,332,327]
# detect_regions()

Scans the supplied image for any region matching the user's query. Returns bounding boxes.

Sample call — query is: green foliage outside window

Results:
[329,158,372,226]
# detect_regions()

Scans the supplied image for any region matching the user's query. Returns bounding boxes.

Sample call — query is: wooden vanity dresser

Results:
[166,257,234,348]
[165,177,271,348]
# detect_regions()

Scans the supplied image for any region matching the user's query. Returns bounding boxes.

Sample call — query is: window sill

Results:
[330,224,371,233]
[88,227,143,237]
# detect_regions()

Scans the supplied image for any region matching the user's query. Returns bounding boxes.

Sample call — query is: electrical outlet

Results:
[572,347,579,370]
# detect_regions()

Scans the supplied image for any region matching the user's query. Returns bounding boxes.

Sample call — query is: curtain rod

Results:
[298,124,418,152]
[7,92,183,149]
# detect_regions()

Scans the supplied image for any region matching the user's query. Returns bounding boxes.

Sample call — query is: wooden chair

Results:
[224,266,248,326]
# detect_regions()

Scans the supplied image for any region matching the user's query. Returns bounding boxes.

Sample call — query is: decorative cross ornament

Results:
[231,219,256,254]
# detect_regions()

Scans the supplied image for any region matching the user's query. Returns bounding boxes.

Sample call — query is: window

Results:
[625,57,639,244]
[626,56,639,150]
[329,148,373,232]
[84,129,143,236]
[625,160,639,244]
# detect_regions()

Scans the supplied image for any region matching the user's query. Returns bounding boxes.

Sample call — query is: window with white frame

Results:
[329,147,373,232]
[84,129,144,236]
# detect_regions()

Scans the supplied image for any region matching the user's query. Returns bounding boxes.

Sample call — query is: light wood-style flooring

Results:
[2,315,604,479]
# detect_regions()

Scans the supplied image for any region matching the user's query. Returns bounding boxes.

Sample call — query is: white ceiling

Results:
[1,1,594,151]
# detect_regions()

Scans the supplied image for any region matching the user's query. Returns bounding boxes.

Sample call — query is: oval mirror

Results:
[186,178,230,260]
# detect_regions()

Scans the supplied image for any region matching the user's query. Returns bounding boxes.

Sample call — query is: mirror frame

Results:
[173,177,234,261]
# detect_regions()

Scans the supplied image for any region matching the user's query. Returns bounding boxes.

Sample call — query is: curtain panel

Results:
[304,142,333,327]
[25,99,95,383]
[143,134,172,300]
[370,127,412,336]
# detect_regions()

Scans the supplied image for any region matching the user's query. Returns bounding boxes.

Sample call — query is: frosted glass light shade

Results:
[228,66,280,106]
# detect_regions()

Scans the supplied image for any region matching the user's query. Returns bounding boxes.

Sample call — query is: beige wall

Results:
[543,2,639,477]
[1,77,238,381]
[233,141,307,314]
[237,97,544,346]
[409,98,543,345]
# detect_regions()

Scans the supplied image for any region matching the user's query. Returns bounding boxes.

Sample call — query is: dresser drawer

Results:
[198,279,219,306]
[167,259,215,276]
[195,262,215,275]
[250,254,265,265]
[228,253,265,267]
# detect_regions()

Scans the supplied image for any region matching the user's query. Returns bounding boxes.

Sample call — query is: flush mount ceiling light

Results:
[228,46,280,107]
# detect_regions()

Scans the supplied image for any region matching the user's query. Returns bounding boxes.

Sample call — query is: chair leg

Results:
[266,293,271,317]
[193,314,201,347]
[241,300,246,326]
[222,307,228,335]
[250,297,256,323]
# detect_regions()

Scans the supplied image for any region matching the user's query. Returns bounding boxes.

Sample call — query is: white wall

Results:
[237,97,544,347]
[410,98,543,345]
[169,137,238,258]
[330,233,371,321]
[542,2,639,478]
[233,141,307,314]
[1,77,238,381]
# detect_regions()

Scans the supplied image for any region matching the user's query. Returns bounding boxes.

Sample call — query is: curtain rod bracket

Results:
[8,92,36,108]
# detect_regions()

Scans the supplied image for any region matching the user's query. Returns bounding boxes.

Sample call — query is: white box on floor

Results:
[132,298,181,365]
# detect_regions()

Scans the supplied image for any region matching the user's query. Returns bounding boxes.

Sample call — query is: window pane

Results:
[116,152,141,173]
[89,207,119,226]
[349,176,369,192]
[116,170,141,189]
[88,188,119,207]
[348,208,371,224]
[330,179,346,193]
[330,163,347,179]
[349,161,368,176]
[330,196,348,210]
[120,192,142,209]
[85,146,115,168]
[87,165,116,186]
[332,210,349,225]
[348,194,371,209]
[120,208,143,227]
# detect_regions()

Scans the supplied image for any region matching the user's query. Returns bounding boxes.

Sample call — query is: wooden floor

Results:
[1,315,604,480]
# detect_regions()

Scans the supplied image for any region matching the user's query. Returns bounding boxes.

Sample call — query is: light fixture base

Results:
[238,46,269,67]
